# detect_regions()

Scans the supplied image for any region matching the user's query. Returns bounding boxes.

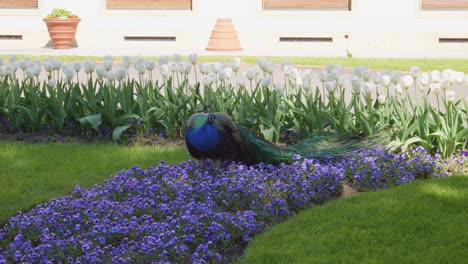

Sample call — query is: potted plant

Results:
[43,8,80,49]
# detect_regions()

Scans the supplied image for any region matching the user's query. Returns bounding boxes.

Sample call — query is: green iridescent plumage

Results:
[185,112,387,165]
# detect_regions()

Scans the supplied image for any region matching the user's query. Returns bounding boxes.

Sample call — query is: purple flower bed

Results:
[0,148,445,263]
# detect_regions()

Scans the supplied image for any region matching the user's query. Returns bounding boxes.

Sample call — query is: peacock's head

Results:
[188,113,216,128]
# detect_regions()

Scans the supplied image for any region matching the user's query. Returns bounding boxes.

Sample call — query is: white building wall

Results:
[0,0,466,58]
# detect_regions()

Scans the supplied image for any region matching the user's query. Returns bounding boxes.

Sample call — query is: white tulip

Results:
[377,94,386,104]
[445,90,456,103]
[439,78,449,90]
[145,60,156,71]
[104,59,113,71]
[409,66,420,79]
[231,58,241,72]
[442,69,454,84]
[0,66,4,77]
[44,61,54,73]
[302,81,311,91]
[362,69,372,82]
[19,60,28,71]
[254,65,262,76]
[265,62,274,74]
[200,63,211,75]
[218,70,226,81]
[172,53,182,63]
[25,69,34,79]
[381,75,391,87]
[420,73,430,86]
[261,76,271,88]
[203,75,213,86]
[160,64,169,77]
[246,68,256,81]
[32,65,41,77]
[295,76,303,87]
[236,72,246,86]
[177,62,185,74]
[64,68,75,81]
[371,72,381,85]
[122,56,132,65]
[454,71,464,84]
[337,75,345,87]
[106,70,114,82]
[431,70,440,83]
[5,65,14,77]
[281,62,292,73]
[84,60,96,74]
[72,62,81,73]
[158,56,168,65]
[351,75,361,93]
[319,71,329,82]
[211,62,222,73]
[364,82,376,94]
[188,53,198,65]
[184,62,192,75]
[274,82,284,93]
[48,78,56,87]
[0,58,3,66]
[402,75,414,88]
[325,81,335,93]
[256,58,267,70]
[115,67,128,81]
[221,67,233,80]
[169,62,177,73]
[96,66,106,79]
[395,84,403,95]
[352,66,364,78]
[288,67,298,79]
[300,69,312,81]
[430,83,442,95]
[391,72,400,85]
[325,64,335,73]
[9,54,16,62]
[53,59,62,71]
[136,64,146,75]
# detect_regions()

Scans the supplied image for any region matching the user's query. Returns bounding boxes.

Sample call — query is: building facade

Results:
[0,0,467,57]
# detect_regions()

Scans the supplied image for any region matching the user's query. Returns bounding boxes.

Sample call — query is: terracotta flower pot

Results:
[206,18,242,52]
[43,18,80,49]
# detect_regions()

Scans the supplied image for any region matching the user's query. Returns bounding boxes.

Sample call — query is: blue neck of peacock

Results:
[187,123,219,152]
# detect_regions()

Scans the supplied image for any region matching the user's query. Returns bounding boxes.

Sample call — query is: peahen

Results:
[185,111,386,165]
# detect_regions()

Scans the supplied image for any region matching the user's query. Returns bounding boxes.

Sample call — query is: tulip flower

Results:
[231,58,241,73]
[364,82,376,94]
[172,53,182,63]
[325,81,335,93]
[402,75,414,89]
[189,53,198,65]
[378,94,386,104]
[430,83,441,96]
[381,75,391,87]
[445,90,456,103]
[431,70,440,83]
[72,62,81,73]
[409,66,420,79]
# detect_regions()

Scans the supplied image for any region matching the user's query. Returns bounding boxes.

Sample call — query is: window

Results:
[0,0,37,8]
[107,0,191,10]
[263,0,351,10]
[421,0,468,9]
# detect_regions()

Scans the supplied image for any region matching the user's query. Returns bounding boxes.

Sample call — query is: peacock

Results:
[185,111,386,165]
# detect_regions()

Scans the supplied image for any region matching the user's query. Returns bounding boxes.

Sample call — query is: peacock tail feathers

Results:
[238,126,293,165]
[287,131,390,159]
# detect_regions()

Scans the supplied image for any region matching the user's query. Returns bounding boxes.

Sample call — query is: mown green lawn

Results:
[0,142,188,224]
[241,174,468,264]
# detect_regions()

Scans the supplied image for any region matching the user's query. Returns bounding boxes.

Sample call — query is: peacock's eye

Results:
[207,116,214,123]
